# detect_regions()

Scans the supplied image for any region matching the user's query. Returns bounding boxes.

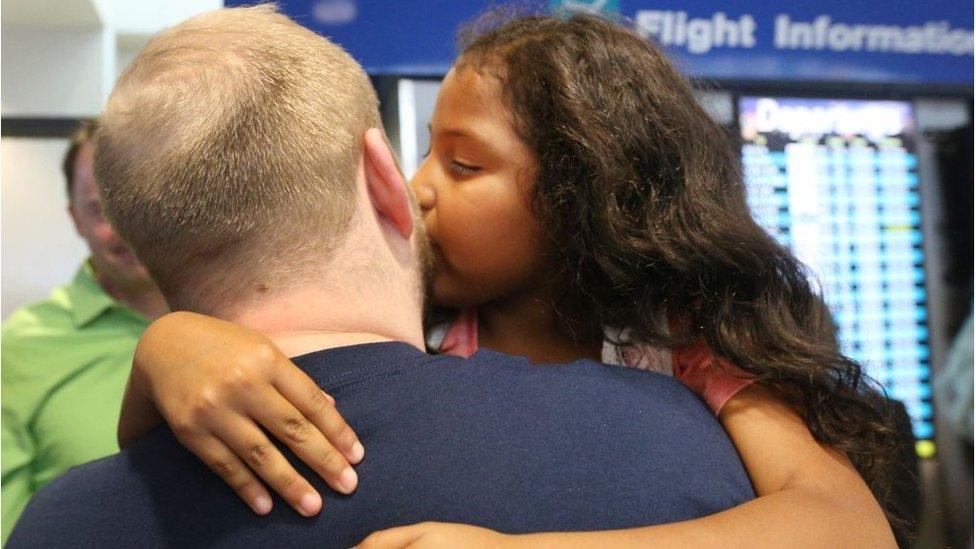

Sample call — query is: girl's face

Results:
[411,67,546,309]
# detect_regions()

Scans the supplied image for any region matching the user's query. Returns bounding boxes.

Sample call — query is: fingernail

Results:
[338,467,358,494]
[299,492,322,516]
[350,441,365,463]
[253,495,272,515]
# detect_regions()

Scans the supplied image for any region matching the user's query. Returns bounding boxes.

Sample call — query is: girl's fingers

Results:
[273,360,365,465]
[211,416,323,517]
[247,387,359,496]
[178,433,274,515]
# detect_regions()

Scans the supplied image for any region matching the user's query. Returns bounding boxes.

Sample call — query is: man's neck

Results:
[266,330,395,358]
[95,271,169,321]
[229,281,426,359]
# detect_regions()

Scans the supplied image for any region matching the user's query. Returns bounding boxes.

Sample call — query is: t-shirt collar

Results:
[290,341,431,391]
[67,260,122,328]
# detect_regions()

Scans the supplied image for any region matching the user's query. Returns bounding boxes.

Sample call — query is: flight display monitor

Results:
[739,97,933,448]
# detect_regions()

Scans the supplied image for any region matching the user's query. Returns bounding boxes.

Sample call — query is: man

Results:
[7,7,753,547]
[1,121,168,542]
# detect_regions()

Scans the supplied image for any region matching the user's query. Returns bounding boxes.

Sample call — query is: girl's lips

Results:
[428,243,449,273]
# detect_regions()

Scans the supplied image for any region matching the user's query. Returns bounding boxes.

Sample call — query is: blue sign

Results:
[225,0,974,86]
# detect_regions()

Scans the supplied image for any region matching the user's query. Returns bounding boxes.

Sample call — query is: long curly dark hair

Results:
[457,10,901,523]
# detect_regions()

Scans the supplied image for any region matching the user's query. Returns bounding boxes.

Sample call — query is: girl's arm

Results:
[359,387,897,548]
[124,314,896,546]
[120,311,365,517]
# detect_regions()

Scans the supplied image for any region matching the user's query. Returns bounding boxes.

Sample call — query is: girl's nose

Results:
[414,185,436,211]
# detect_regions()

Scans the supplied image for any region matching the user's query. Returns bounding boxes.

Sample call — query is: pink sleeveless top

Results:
[430,309,753,415]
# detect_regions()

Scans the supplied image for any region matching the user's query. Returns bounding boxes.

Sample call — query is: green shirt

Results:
[1,262,149,543]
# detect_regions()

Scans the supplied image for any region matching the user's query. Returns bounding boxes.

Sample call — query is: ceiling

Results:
[1,0,102,29]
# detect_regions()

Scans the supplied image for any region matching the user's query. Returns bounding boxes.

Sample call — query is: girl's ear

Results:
[363,127,413,239]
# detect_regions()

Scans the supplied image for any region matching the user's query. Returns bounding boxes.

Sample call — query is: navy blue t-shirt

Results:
[9,342,753,548]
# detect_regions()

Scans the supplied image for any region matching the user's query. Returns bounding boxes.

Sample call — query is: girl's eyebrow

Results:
[429,122,468,139]
[430,123,495,151]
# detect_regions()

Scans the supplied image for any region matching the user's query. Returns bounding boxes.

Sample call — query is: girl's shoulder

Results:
[604,321,755,415]
[426,308,479,358]
[601,326,673,375]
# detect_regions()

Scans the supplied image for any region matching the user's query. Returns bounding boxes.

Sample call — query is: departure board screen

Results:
[739,97,933,445]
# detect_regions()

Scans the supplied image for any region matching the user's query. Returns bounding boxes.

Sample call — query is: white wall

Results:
[1,138,89,319]
[1,0,222,117]
[101,0,222,80]
[94,0,223,36]
[1,0,221,317]
[0,28,107,117]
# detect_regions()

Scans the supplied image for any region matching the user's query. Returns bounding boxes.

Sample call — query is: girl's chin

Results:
[429,277,479,310]
[424,251,491,310]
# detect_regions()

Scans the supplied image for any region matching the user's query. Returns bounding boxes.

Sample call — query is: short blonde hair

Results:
[95,5,380,312]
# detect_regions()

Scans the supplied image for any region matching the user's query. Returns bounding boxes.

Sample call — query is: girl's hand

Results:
[120,311,364,517]
[358,522,515,549]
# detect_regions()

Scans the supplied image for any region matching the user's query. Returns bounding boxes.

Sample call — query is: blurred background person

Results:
[934,305,974,548]
[936,307,974,455]
[0,121,168,542]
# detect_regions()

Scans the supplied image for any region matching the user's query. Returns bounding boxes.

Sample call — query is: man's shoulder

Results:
[415,349,722,441]
[6,426,205,548]
[462,350,697,404]
[1,286,76,339]
[6,446,151,548]
[364,349,754,524]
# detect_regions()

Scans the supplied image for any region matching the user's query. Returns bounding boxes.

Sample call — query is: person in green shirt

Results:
[1,121,168,542]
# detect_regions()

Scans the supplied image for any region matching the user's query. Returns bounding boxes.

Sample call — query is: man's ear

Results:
[67,204,83,237]
[363,127,413,239]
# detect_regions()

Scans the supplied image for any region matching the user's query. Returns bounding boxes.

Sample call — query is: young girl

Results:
[120,12,900,547]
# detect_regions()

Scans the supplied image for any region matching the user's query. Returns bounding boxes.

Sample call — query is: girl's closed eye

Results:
[449,160,479,176]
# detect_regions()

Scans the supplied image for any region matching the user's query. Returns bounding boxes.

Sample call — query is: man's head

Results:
[65,121,154,290]
[95,6,428,323]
